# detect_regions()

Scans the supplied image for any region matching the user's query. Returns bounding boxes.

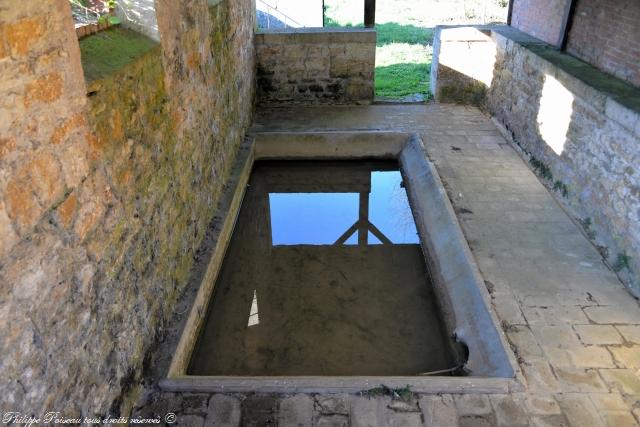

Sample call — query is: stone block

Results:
[384,412,423,426]
[4,16,45,56]
[524,395,561,415]
[315,395,349,415]
[523,306,589,325]
[205,395,241,427]
[584,306,640,325]
[330,57,351,78]
[241,395,278,426]
[616,325,640,344]
[605,98,638,133]
[556,394,605,427]
[182,394,210,414]
[24,72,64,106]
[454,395,492,416]
[574,325,623,345]
[531,324,581,349]
[610,345,640,368]
[521,359,561,393]
[493,296,527,325]
[554,367,609,392]
[278,394,313,426]
[420,395,459,426]
[176,414,204,427]
[56,191,78,230]
[507,326,544,358]
[599,369,640,395]
[315,415,349,426]
[345,82,374,101]
[350,396,383,427]
[0,200,19,258]
[489,395,529,427]
[568,346,616,368]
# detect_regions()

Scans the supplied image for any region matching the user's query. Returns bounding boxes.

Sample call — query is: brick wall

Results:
[510,0,571,46]
[566,0,640,88]
[256,28,375,104]
[0,0,255,417]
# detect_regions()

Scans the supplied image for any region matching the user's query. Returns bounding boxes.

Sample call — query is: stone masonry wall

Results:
[510,0,570,46]
[256,28,375,104]
[431,26,640,295]
[0,0,254,418]
[566,0,640,88]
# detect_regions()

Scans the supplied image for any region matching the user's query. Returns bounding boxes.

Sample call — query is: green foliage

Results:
[613,253,632,272]
[578,217,596,240]
[324,15,433,98]
[98,15,122,25]
[375,63,431,97]
[375,23,434,46]
[79,27,158,82]
[529,157,553,181]
[365,385,413,399]
[553,179,569,198]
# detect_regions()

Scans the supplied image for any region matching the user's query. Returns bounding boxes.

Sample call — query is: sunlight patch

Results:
[537,75,574,155]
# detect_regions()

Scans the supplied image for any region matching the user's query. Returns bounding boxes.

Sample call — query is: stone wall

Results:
[431,26,640,295]
[566,0,640,88]
[510,0,570,46]
[430,26,496,106]
[0,0,255,418]
[256,28,375,104]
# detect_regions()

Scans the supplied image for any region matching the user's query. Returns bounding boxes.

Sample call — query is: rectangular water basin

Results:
[162,132,520,394]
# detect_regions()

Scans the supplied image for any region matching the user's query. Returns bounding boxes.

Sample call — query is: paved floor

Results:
[136,104,640,426]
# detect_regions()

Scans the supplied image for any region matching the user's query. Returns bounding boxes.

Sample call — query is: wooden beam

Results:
[559,0,578,50]
[364,0,375,28]
[506,0,514,25]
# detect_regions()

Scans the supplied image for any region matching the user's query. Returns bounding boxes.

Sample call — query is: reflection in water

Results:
[269,169,419,246]
[248,290,260,327]
[189,161,456,376]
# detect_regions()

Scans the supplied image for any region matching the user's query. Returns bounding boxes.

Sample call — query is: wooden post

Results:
[559,0,578,50]
[364,0,375,28]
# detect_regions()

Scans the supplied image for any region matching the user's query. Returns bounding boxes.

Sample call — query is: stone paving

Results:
[135,105,640,426]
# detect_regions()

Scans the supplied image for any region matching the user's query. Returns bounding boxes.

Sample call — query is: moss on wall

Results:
[79,27,158,82]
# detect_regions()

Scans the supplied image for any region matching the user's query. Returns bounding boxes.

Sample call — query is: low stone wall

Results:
[116,0,159,41]
[0,0,254,418]
[256,28,376,104]
[431,25,640,295]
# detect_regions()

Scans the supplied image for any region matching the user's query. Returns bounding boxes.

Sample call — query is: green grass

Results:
[325,8,434,99]
[324,0,507,99]
[79,27,158,82]
[375,63,430,97]
[375,23,433,46]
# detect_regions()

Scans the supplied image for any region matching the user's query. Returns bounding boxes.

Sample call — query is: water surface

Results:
[189,160,456,376]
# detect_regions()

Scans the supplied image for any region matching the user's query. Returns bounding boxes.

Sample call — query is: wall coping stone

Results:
[255,27,376,44]
[435,24,640,134]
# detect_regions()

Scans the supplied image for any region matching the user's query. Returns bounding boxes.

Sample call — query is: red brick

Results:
[566,0,640,87]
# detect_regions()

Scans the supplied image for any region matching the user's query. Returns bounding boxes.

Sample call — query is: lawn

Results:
[324,0,507,99]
